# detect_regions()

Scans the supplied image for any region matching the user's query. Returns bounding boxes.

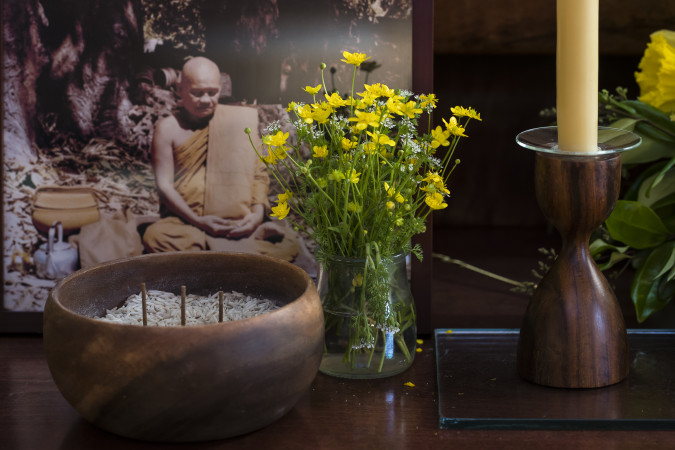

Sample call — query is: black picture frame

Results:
[1,0,434,333]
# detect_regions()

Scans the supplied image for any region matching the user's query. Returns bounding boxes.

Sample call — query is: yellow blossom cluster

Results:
[636,30,675,116]
[247,49,481,258]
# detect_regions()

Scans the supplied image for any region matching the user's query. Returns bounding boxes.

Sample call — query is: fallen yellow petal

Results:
[404,381,415,387]
[416,339,423,344]
[416,348,422,353]
[445,329,453,334]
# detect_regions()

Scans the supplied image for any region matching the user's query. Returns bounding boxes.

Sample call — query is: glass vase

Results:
[317,252,417,379]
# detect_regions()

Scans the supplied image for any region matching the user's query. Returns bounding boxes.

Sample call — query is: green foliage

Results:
[592,89,675,322]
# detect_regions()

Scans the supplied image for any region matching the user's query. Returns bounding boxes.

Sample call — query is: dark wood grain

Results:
[517,152,629,388]
[2,334,675,450]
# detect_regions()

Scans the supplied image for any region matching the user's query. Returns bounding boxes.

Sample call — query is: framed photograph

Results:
[1,0,433,333]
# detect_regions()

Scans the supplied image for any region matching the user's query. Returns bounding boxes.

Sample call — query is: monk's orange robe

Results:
[143,105,299,261]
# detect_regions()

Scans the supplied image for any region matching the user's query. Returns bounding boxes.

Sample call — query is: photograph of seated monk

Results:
[142,56,317,276]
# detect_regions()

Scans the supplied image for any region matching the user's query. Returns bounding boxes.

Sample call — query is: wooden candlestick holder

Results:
[515,127,641,389]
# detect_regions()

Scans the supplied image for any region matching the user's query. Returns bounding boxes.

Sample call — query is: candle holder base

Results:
[515,127,641,389]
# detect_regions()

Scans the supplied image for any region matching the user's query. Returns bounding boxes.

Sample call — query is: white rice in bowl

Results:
[98,290,279,326]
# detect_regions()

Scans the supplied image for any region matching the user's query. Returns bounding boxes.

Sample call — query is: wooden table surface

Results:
[2,334,674,450]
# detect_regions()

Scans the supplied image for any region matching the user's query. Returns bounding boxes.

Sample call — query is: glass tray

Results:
[435,329,675,430]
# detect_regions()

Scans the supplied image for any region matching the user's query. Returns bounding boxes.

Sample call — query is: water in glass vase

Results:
[318,252,417,379]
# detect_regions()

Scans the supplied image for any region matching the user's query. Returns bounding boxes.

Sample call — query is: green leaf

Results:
[606,200,670,249]
[589,238,630,258]
[631,241,675,322]
[596,251,632,271]
[607,118,637,132]
[590,238,632,271]
[624,161,669,201]
[637,165,675,208]
[668,265,675,283]
[621,132,675,165]
[653,247,675,280]
[652,193,675,210]
[625,100,675,137]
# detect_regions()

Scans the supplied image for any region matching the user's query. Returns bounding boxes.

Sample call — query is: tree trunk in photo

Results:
[2,0,144,163]
[2,0,47,165]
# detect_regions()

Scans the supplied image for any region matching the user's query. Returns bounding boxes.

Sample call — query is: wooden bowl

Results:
[43,251,324,442]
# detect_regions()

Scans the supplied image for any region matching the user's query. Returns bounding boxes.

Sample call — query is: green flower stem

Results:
[433,252,529,288]
[377,330,387,372]
[395,334,412,363]
[367,330,378,368]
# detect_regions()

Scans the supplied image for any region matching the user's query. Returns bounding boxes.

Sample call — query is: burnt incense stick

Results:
[141,283,147,326]
[218,290,224,323]
[181,285,186,326]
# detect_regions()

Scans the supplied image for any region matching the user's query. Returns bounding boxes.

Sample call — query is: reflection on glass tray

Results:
[435,329,675,430]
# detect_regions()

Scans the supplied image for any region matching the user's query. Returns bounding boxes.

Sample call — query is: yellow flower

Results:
[341,137,357,151]
[304,84,322,95]
[425,192,448,210]
[341,50,370,66]
[357,90,379,106]
[347,170,361,184]
[328,169,346,181]
[347,202,362,213]
[635,30,675,114]
[363,142,377,155]
[419,93,437,109]
[262,130,289,147]
[325,92,349,108]
[443,117,467,137]
[296,104,314,124]
[363,83,396,98]
[421,171,450,194]
[348,109,380,131]
[278,190,292,202]
[430,125,450,148]
[450,106,482,121]
[313,145,328,158]
[274,146,288,160]
[367,130,396,147]
[397,100,424,119]
[270,201,290,220]
[385,97,402,115]
[352,273,363,287]
[384,182,405,203]
[312,102,333,124]
[423,171,443,185]
[386,201,395,210]
[262,150,278,164]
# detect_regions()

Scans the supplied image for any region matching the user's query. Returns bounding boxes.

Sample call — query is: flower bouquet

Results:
[247,51,480,377]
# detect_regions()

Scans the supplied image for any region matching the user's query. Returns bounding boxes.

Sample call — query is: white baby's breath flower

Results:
[263,120,281,134]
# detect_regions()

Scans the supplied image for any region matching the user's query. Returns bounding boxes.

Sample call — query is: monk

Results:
[143,56,313,271]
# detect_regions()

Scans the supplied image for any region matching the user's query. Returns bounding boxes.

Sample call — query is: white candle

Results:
[556,0,599,152]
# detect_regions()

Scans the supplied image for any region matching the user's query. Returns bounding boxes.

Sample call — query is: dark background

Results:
[428,0,675,330]
[432,0,675,228]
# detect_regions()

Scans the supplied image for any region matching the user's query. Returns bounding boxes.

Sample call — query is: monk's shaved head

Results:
[181,57,220,86]
[178,56,221,121]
